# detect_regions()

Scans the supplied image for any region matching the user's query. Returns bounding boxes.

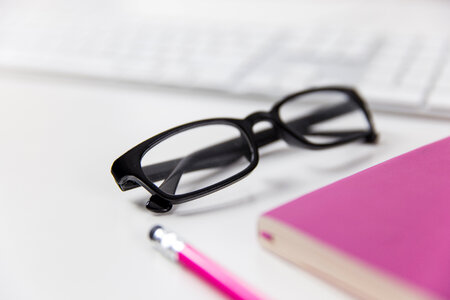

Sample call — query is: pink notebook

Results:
[259,137,450,300]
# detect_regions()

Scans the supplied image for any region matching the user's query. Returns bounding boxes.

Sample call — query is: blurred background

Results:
[0,0,449,118]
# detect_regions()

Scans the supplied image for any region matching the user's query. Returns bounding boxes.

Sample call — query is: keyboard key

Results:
[428,88,450,111]
[360,84,424,108]
[236,72,281,96]
[400,61,436,89]
[277,64,316,94]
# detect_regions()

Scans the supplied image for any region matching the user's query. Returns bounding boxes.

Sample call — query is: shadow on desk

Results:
[130,144,377,216]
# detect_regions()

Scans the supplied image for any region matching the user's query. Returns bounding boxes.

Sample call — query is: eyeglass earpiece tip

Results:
[146,196,173,213]
[365,132,378,144]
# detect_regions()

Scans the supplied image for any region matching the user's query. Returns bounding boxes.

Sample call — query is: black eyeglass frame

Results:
[111,86,377,212]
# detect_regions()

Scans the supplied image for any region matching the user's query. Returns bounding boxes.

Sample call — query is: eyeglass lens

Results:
[278,91,369,145]
[140,123,253,196]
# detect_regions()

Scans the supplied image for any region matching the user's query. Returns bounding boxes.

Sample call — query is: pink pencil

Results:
[149,225,265,300]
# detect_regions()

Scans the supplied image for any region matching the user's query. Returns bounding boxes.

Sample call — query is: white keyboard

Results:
[0,15,449,118]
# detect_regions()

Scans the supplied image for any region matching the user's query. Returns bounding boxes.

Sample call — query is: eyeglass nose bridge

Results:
[244,111,274,126]
[244,111,289,144]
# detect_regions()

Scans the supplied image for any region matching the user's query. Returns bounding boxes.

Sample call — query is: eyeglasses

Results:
[111,86,377,213]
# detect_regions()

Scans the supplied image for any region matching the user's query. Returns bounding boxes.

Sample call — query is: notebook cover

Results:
[258,137,450,300]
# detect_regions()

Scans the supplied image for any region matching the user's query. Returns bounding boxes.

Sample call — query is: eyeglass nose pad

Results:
[238,132,253,162]
[243,145,252,162]
[146,195,173,213]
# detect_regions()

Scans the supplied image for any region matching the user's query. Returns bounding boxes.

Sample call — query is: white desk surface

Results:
[0,72,448,300]
[1,1,450,299]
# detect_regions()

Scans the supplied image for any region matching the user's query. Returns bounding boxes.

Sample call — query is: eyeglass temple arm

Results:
[135,101,365,193]
[282,102,372,141]
[155,138,251,194]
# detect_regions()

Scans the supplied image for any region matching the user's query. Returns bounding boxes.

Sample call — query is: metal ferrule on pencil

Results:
[149,225,186,261]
